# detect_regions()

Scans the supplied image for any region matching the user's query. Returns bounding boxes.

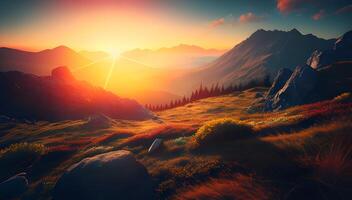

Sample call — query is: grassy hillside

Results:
[1,88,351,199]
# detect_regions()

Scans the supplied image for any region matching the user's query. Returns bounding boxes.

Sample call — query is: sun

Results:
[106,48,122,59]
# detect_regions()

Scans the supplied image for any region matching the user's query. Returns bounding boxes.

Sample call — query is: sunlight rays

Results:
[103,55,117,89]
[72,55,113,72]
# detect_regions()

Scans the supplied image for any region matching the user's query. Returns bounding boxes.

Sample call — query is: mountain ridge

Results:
[171,28,336,94]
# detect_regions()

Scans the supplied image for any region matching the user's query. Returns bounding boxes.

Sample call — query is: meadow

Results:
[1,87,352,200]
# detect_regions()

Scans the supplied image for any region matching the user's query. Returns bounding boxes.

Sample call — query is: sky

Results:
[0,0,351,54]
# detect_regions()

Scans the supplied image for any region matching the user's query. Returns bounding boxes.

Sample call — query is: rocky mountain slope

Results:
[307,30,352,69]
[174,29,335,93]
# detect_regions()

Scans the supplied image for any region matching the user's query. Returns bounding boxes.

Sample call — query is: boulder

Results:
[84,114,112,129]
[266,68,292,98]
[148,138,163,153]
[271,65,318,110]
[0,172,28,199]
[53,150,154,200]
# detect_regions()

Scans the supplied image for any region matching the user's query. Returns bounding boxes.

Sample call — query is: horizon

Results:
[0,27,346,55]
[1,0,351,54]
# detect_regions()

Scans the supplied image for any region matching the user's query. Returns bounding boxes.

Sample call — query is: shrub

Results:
[0,142,47,161]
[0,142,47,180]
[174,174,272,200]
[193,118,253,147]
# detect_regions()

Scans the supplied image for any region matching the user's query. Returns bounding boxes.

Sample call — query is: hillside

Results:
[0,66,152,121]
[1,88,351,199]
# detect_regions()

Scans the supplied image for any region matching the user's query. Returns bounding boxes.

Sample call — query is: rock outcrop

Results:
[261,61,352,111]
[270,65,318,110]
[266,68,293,98]
[0,172,28,199]
[307,30,352,69]
[84,114,112,129]
[53,150,154,200]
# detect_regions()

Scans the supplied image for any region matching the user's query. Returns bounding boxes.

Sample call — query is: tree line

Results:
[145,76,271,112]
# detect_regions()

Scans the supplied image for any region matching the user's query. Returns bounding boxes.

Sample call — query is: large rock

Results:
[53,150,154,200]
[266,68,292,98]
[307,30,352,69]
[271,65,318,110]
[0,172,28,199]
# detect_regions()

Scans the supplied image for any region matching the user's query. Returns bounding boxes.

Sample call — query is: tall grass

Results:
[310,137,352,185]
[175,174,272,200]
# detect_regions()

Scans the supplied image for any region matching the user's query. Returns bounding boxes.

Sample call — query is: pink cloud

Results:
[238,12,264,23]
[335,4,352,14]
[209,18,225,28]
[277,0,310,14]
[312,9,325,20]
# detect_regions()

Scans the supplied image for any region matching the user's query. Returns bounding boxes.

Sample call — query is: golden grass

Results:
[1,88,352,199]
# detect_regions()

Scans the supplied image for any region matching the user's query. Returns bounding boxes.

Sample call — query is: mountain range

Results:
[122,44,226,69]
[0,46,90,75]
[172,29,336,94]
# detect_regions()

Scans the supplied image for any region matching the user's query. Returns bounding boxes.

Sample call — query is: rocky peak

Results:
[307,29,352,69]
[334,30,352,51]
[289,28,302,35]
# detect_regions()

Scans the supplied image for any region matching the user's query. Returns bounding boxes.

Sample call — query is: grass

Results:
[1,88,352,199]
[174,174,273,200]
[121,125,196,148]
[302,135,352,186]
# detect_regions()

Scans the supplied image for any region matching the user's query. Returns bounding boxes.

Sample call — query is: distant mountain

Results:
[0,66,152,121]
[176,29,335,93]
[121,44,227,69]
[79,50,110,61]
[0,46,91,75]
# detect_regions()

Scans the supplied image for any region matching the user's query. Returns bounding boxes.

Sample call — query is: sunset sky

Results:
[0,0,351,54]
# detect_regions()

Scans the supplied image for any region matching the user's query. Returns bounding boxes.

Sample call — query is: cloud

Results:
[209,18,225,28]
[335,4,352,14]
[312,9,325,20]
[238,12,264,23]
[277,0,310,14]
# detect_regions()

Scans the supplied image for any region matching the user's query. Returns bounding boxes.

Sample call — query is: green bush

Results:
[194,118,253,147]
[0,142,47,180]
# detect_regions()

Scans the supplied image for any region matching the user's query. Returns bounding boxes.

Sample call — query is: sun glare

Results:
[103,56,117,89]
